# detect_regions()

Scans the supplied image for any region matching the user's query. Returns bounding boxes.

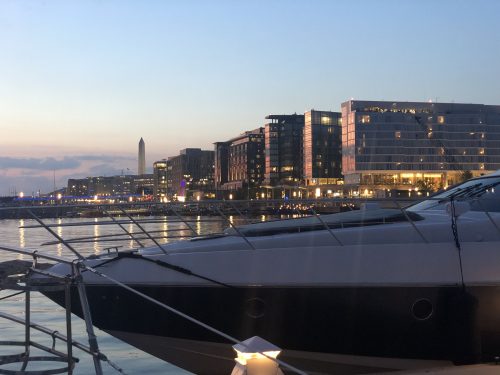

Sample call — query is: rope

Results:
[91,252,234,288]
[450,199,466,291]
[0,291,24,301]
[82,263,308,375]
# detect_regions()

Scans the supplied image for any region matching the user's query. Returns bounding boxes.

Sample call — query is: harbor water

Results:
[0,216,234,375]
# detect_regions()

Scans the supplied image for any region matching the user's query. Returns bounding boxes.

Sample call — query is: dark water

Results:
[0,216,248,374]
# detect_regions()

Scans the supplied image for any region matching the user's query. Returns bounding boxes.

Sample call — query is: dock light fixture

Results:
[231,336,284,375]
[315,188,321,198]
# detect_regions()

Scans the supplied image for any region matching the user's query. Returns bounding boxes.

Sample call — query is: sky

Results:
[1,0,500,195]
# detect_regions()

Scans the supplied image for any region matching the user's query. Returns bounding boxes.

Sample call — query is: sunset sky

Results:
[1,0,500,194]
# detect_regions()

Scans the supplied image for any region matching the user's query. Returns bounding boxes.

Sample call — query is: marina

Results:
[0,171,499,374]
[3,1,500,373]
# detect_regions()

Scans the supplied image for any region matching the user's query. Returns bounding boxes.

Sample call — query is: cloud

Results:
[0,154,135,171]
[75,155,135,162]
[0,154,139,194]
[0,174,54,195]
[87,163,126,176]
[0,156,80,170]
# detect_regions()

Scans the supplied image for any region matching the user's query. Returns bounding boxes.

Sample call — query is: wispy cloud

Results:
[0,155,135,171]
[0,156,80,170]
[0,154,137,195]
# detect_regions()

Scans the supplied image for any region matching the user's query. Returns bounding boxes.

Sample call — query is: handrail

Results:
[82,262,307,375]
[0,246,74,264]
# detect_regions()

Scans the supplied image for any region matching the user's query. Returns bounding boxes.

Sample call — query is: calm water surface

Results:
[0,216,240,374]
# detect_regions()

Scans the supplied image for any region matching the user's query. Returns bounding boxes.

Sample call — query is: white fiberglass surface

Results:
[408,175,500,213]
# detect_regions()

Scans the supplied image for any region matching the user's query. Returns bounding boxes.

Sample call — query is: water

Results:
[0,216,237,375]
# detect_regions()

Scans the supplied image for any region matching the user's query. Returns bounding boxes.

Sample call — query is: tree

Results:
[415,179,436,192]
[459,170,473,183]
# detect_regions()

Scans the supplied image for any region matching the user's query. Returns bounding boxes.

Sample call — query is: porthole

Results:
[245,298,266,319]
[411,298,433,321]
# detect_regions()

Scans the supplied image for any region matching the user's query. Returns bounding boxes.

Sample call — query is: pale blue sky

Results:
[1,0,500,194]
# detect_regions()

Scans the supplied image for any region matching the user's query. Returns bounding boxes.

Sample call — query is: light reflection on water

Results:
[19,219,25,249]
[94,218,100,255]
[0,216,236,374]
[57,218,63,257]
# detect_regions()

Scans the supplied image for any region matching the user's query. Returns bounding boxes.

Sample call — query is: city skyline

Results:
[1,0,500,193]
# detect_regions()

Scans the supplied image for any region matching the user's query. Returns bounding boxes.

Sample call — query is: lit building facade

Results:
[214,128,265,199]
[214,142,230,196]
[264,114,305,187]
[138,137,146,176]
[303,110,343,187]
[67,175,153,198]
[168,148,214,200]
[341,100,500,196]
[153,160,168,201]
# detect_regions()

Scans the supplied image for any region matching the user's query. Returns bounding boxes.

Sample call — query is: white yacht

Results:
[37,171,500,374]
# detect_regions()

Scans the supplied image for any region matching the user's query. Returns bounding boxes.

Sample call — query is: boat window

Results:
[408,176,500,213]
[226,209,423,237]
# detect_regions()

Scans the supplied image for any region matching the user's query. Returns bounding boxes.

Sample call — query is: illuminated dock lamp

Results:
[231,336,284,375]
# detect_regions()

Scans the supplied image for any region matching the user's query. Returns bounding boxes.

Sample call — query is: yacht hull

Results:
[104,332,452,375]
[43,284,499,373]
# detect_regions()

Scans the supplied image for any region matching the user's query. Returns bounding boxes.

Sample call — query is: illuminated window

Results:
[479,148,485,155]
[395,131,401,139]
[321,116,332,125]
[437,116,445,124]
[360,115,371,124]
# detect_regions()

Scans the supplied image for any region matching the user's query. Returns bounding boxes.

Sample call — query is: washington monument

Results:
[138,137,146,175]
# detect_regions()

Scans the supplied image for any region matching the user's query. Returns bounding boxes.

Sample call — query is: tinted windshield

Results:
[408,175,500,212]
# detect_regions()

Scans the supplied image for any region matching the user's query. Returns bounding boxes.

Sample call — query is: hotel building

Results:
[214,128,265,199]
[167,148,214,200]
[303,110,343,196]
[341,100,500,196]
[264,114,305,187]
[153,159,168,201]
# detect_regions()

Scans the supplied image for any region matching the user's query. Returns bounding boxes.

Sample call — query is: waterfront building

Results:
[167,148,214,200]
[214,128,265,199]
[138,137,146,176]
[153,160,168,201]
[133,174,154,196]
[341,100,500,196]
[264,114,304,197]
[166,158,174,199]
[303,110,343,197]
[67,174,153,199]
[67,178,88,197]
[214,141,230,197]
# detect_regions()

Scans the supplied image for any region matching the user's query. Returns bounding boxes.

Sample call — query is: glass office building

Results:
[341,100,500,196]
[303,110,342,186]
[264,114,305,186]
[153,160,168,201]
